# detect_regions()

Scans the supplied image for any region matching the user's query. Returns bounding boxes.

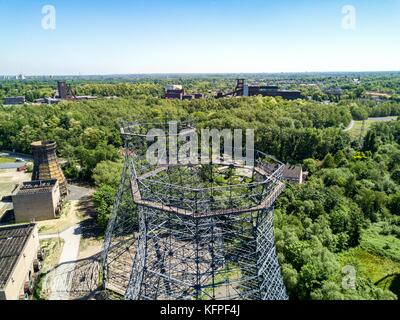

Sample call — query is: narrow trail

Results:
[343,120,355,132]
[39,224,82,300]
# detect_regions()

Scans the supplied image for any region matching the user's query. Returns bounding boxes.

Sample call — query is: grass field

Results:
[0,156,16,163]
[361,222,400,263]
[338,222,400,298]
[348,117,398,140]
[339,247,400,298]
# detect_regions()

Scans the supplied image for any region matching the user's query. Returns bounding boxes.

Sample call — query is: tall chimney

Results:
[31,141,68,196]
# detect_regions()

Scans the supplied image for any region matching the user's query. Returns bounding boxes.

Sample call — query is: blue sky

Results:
[0,0,399,75]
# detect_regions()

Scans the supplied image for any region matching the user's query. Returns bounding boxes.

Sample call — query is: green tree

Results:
[303,158,318,175]
[92,160,123,189]
[93,185,116,230]
[322,153,336,168]
[389,192,400,215]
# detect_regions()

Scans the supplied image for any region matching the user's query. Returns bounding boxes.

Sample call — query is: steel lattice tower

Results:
[102,122,288,300]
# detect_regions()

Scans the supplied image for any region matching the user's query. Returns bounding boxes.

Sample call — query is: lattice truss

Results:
[102,121,288,300]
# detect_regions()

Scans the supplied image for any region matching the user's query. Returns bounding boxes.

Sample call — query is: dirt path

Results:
[343,120,355,132]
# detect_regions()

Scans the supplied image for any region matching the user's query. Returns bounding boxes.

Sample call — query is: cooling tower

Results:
[31,141,68,196]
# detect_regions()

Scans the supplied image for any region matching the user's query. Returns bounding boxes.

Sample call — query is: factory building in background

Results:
[217,79,302,100]
[4,97,26,105]
[165,85,204,100]
[34,81,96,104]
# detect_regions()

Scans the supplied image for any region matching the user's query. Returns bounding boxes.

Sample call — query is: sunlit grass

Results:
[0,157,16,163]
[348,117,398,140]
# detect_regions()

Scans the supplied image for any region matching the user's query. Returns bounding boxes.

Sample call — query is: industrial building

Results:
[55,81,96,101]
[34,81,96,104]
[263,164,306,184]
[165,85,204,100]
[31,141,68,196]
[217,79,302,100]
[325,87,343,97]
[4,96,26,105]
[12,180,62,223]
[0,224,40,300]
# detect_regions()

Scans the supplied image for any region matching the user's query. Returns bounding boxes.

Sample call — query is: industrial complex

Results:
[164,79,301,100]
[34,81,97,104]
[0,140,69,300]
[216,79,302,99]
[164,85,204,100]
[4,78,300,106]
[8,141,67,224]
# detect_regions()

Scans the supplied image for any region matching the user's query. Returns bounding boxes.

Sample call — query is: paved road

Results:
[343,117,397,133]
[65,185,94,201]
[0,162,27,170]
[0,151,33,161]
[368,116,398,122]
[40,225,82,300]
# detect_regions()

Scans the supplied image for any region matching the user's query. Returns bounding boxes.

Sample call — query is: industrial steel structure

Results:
[102,121,288,300]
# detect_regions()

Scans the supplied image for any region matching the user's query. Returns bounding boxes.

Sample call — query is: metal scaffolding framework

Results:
[102,122,288,300]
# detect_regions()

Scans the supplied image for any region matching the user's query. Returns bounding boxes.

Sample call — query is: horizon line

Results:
[2,70,400,77]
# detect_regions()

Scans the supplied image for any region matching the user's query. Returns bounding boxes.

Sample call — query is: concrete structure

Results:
[4,96,25,105]
[12,180,61,223]
[31,141,68,196]
[0,224,40,300]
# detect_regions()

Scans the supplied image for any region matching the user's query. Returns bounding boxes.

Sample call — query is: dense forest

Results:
[0,74,399,300]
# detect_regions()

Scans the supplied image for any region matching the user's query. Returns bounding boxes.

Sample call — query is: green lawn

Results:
[348,117,398,140]
[0,157,16,163]
[339,247,400,298]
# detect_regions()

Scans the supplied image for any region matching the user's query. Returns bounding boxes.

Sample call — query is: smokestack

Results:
[31,141,68,196]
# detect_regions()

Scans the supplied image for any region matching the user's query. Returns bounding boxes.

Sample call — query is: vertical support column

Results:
[125,206,148,300]
[256,208,288,300]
